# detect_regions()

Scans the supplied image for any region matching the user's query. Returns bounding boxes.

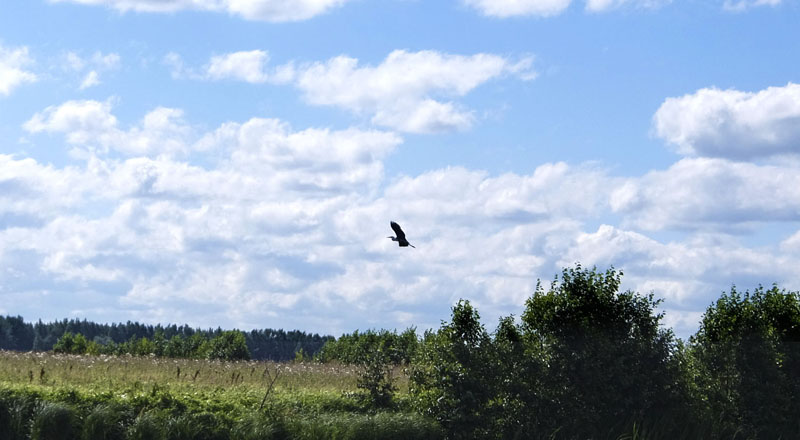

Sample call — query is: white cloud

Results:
[166,51,295,84]
[205,50,270,83]
[62,51,121,90]
[585,0,670,11]
[463,0,668,16]
[11,98,800,338]
[80,71,101,89]
[0,44,37,96]
[47,0,351,22]
[723,0,781,11]
[24,99,193,156]
[653,83,800,160]
[463,0,573,17]
[92,52,121,70]
[204,117,403,193]
[611,157,800,230]
[294,50,536,133]
[561,224,800,336]
[174,49,535,133]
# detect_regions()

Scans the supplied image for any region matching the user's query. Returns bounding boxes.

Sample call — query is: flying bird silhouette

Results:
[388,221,415,248]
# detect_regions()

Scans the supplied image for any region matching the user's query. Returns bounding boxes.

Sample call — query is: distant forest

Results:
[0,315,333,361]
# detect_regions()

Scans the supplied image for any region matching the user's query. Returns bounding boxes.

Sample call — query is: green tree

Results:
[410,300,496,439]
[52,332,88,355]
[690,285,800,438]
[356,348,398,409]
[410,265,691,439]
[206,331,251,361]
[519,265,686,437]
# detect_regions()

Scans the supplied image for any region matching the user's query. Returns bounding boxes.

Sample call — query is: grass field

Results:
[0,350,438,440]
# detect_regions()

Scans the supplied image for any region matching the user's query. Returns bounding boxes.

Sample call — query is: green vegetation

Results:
[405,265,800,439]
[315,328,419,365]
[0,317,332,361]
[2,263,800,438]
[53,330,252,361]
[0,351,432,439]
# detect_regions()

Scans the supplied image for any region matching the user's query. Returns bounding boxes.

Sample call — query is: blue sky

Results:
[1,0,799,339]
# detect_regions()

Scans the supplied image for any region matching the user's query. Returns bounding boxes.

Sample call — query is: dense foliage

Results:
[53,330,252,361]
[315,329,419,409]
[0,317,332,361]
[0,386,441,440]
[410,265,799,439]
[315,328,419,365]
[689,285,800,438]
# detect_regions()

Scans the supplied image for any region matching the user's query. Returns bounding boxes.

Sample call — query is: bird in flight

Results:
[388,221,415,248]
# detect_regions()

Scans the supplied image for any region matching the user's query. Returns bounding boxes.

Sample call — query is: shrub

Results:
[0,393,36,440]
[316,328,419,365]
[126,411,165,440]
[409,300,496,439]
[356,348,397,409]
[82,404,126,440]
[30,402,79,440]
[206,331,250,361]
[53,332,88,355]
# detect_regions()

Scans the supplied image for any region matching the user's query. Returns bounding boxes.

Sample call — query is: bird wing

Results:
[390,221,406,240]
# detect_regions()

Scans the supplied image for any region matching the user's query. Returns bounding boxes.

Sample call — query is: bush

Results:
[356,349,398,409]
[410,300,496,439]
[0,393,36,440]
[53,332,88,355]
[206,331,250,361]
[82,404,126,440]
[316,328,419,365]
[127,411,165,440]
[31,402,79,440]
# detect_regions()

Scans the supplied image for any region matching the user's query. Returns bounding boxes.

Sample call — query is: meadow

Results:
[0,350,439,440]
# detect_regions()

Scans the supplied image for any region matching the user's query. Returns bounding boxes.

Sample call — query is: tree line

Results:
[0,317,332,361]
[318,265,800,439]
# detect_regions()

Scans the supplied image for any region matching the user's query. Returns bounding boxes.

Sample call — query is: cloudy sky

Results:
[1,0,799,339]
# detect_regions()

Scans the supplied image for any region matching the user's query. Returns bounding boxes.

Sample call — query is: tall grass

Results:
[0,350,391,393]
[0,350,435,440]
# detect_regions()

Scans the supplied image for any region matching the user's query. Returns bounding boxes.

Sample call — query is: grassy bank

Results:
[0,350,439,440]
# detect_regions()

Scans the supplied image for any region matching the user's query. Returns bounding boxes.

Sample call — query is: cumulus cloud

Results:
[611,157,800,231]
[165,51,294,84]
[79,71,101,90]
[293,50,536,133]
[12,95,800,338]
[24,99,192,156]
[201,117,402,193]
[62,51,121,90]
[561,224,797,336]
[0,44,37,96]
[47,0,351,22]
[172,49,535,133]
[463,0,573,17]
[205,50,271,83]
[653,83,800,160]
